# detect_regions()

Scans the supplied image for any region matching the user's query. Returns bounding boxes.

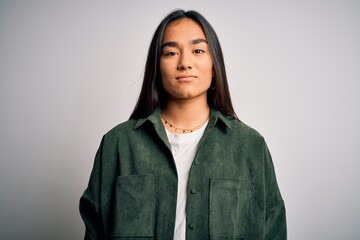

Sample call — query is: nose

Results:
[177,52,192,70]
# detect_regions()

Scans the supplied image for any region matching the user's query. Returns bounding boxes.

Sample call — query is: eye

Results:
[194,49,205,54]
[163,51,178,57]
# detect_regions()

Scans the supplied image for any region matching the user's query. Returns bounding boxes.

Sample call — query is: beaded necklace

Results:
[161,113,209,133]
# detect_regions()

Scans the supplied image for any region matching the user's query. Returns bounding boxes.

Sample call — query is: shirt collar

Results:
[210,108,233,130]
[133,107,233,131]
[133,108,162,130]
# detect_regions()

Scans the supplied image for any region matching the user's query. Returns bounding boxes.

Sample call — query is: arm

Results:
[263,143,287,240]
[79,138,105,240]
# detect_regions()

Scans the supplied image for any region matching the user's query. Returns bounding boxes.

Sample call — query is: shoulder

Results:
[108,119,137,133]
[231,120,266,149]
[232,119,264,140]
[103,119,138,139]
[215,111,265,144]
[104,108,162,138]
[211,113,270,163]
[95,119,143,153]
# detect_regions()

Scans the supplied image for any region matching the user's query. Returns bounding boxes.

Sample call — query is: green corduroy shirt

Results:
[79,108,286,240]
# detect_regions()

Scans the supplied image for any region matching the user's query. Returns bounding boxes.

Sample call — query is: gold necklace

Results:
[161,113,209,133]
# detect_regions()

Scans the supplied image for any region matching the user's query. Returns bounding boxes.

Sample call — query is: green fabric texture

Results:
[79,108,286,239]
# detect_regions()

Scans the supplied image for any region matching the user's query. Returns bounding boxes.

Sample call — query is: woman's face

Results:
[160,18,213,102]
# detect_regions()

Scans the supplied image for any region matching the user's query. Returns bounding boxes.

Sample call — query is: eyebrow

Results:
[161,38,208,49]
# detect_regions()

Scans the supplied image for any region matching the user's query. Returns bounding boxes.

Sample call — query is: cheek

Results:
[159,66,171,93]
[159,60,173,79]
[200,60,214,81]
[159,61,166,77]
[200,58,213,74]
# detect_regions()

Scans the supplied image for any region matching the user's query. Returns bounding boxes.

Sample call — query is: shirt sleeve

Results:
[263,142,287,239]
[79,138,105,240]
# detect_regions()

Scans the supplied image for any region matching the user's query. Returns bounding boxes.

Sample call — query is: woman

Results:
[80,9,286,240]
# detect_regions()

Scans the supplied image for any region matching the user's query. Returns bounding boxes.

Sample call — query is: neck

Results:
[162,97,210,133]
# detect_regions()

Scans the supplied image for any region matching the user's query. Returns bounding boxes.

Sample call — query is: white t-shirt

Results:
[165,121,208,240]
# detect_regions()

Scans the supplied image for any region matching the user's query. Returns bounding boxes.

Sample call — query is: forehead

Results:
[162,18,206,43]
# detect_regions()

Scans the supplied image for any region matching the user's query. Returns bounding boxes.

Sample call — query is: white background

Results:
[0,1,359,239]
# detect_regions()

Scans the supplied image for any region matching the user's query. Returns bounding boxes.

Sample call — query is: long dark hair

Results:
[130,9,238,120]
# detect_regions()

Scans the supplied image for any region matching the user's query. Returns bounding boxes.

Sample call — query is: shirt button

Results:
[190,188,196,194]
[188,223,195,229]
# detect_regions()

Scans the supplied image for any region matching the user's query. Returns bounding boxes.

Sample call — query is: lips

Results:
[175,75,198,81]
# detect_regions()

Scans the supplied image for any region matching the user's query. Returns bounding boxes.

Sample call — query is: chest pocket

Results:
[209,178,254,240]
[111,175,156,239]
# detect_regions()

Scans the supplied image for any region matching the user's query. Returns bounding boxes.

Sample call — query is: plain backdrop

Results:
[0,1,359,239]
